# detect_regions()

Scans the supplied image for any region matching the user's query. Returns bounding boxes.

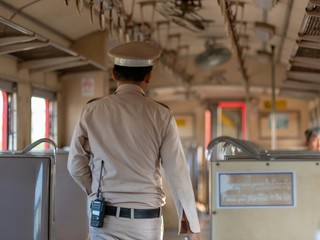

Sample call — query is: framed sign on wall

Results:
[175,114,195,139]
[258,111,301,139]
[217,171,296,208]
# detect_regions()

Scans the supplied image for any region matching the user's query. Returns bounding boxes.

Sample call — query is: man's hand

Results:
[181,211,200,240]
[187,232,200,240]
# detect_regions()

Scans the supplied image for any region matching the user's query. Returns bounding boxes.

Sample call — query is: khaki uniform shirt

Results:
[68,84,200,233]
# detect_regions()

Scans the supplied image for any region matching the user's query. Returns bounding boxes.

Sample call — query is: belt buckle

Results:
[119,207,131,218]
[116,207,161,219]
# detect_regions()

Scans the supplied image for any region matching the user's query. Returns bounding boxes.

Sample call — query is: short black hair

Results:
[305,127,320,143]
[113,65,153,82]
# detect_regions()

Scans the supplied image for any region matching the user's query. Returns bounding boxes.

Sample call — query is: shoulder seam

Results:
[150,99,170,109]
[86,97,103,104]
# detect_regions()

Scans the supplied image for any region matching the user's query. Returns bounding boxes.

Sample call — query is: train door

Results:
[205,101,247,149]
[217,102,246,139]
[204,101,247,212]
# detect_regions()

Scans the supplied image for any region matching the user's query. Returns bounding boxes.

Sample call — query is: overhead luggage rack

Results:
[0,17,106,75]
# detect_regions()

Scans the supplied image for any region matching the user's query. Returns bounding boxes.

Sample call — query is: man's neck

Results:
[117,80,147,92]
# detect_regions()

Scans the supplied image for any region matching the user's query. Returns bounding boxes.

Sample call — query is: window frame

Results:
[1,91,8,150]
[31,88,57,149]
[0,79,17,150]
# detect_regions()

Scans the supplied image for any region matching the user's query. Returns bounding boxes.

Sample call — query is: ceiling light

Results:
[255,0,277,11]
[254,22,275,42]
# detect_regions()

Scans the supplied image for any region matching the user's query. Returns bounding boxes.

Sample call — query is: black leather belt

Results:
[105,206,161,219]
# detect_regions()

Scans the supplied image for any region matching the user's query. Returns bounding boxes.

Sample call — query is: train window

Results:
[0,90,6,150]
[8,92,17,150]
[0,80,17,150]
[31,88,57,149]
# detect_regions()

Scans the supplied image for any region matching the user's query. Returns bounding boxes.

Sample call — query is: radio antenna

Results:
[97,160,104,198]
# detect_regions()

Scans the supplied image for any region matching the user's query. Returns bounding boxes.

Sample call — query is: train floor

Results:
[163,212,210,239]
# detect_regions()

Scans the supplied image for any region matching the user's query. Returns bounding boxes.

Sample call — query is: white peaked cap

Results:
[108,41,162,67]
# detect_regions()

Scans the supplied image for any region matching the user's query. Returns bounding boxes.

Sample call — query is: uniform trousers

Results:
[89,215,164,240]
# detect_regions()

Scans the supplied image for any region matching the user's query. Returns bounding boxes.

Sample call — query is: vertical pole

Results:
[271,45,276,150]
[245,81,249,140]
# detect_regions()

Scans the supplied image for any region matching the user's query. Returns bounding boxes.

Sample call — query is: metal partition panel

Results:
[211,160,320,240]
[0,154,51,240]
[55,150,89,240]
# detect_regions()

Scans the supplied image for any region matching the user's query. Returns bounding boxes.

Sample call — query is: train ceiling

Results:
[0,0,319,100]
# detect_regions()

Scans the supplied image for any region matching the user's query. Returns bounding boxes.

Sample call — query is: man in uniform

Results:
[305,127,320,151]
[68,41,201,239]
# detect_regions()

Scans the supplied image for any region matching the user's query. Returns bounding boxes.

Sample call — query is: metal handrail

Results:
[206,136,263,161]
[18,137,57,155]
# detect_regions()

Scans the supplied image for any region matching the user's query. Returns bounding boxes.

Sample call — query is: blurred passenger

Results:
[67,41,200,240]
[305,127,320,151]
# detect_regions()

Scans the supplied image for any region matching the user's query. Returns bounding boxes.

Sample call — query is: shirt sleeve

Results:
[160,115,201,234]
[67,108,93,195]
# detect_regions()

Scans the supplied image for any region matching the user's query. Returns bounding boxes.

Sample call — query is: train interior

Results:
[1,0,320,239]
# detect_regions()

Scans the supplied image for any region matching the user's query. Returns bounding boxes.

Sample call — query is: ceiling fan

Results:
[195,37,232,68]
[155,0,213,32]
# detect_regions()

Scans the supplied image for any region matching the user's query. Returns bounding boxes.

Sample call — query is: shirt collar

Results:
[114,84,145,96]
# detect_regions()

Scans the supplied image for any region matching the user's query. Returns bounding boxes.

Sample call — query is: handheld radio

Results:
[90,160,106,228]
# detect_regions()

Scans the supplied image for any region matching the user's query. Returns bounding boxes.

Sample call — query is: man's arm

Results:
[160,115,201,234]
[67,110,93,195]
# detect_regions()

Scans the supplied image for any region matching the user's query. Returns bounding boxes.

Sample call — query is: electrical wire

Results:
[9,0,42,20]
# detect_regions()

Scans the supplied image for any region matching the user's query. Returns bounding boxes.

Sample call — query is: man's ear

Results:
[111,69,116,81]
[144,72,151,84]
